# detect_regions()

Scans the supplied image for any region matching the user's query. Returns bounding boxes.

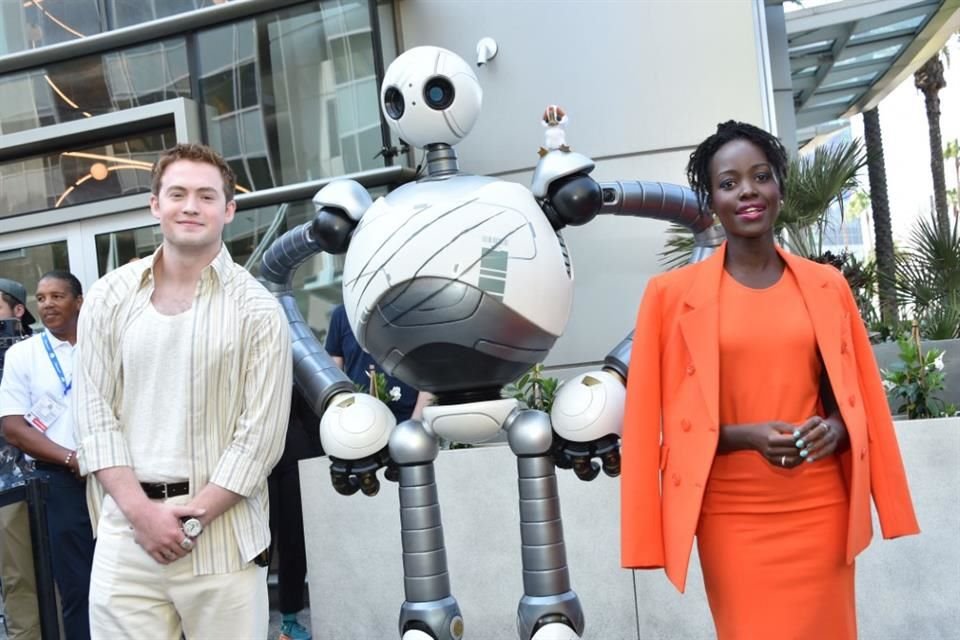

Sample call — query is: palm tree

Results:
[944,138,959,217]
[862,106,898,328]
[777,139,865,258]
[895,212,960,339]
[914,52,951,230]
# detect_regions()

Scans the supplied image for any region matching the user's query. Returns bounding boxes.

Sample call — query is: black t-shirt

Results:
[324,305,418,422]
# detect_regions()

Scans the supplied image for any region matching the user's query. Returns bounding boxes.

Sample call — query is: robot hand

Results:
[320,392,398,496]
[310,179,372,254]
[549,369,625,481]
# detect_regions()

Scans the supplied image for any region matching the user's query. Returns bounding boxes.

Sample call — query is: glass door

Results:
[78,210,161,278]
[0,209,158,332]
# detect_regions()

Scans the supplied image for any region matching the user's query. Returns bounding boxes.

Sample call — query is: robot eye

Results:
[384,86,404,119]
[423,76,455,110]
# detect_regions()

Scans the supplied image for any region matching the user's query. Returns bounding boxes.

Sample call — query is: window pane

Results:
[0,127,177,219]
[0,38,189,132]
[95,224,163,276]
[198,1,386,190]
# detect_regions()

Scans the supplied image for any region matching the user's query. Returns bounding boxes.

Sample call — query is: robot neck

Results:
[423,143,460,178]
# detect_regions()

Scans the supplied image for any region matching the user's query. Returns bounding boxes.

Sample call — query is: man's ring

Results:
[781,455,787,466]
[179,537,194,551]
[822,422,830,435]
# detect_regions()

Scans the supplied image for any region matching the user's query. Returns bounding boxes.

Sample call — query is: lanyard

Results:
[41,332,72,396]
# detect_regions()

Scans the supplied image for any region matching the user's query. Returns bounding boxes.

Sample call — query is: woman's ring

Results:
[781,455,787,466]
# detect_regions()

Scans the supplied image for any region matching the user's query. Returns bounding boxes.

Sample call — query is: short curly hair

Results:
[151,143,237,202]
[686,120,788,211]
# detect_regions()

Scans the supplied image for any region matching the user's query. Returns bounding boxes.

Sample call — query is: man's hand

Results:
[127,500,206,565]
[94,466,206,565]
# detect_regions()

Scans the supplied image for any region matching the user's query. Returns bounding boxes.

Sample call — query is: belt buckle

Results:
[159,483,170,499]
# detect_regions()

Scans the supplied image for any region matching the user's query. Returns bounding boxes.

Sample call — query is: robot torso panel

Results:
[343,169,573,396]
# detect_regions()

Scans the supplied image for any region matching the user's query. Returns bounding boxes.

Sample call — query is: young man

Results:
[0,278,41,640]
[74,143,292,639]
[0,272,94,640]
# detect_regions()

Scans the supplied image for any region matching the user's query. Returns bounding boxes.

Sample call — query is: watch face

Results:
[182,518,202,538]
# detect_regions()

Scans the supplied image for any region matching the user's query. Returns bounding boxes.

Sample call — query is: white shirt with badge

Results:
[0,331,76,459]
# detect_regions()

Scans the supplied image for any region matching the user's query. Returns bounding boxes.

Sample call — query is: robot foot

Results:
[399,596,463,640]
[518,593,584,640]
[530,621,581,640]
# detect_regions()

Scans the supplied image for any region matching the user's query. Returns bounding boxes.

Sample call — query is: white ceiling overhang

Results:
[786,0,960,147]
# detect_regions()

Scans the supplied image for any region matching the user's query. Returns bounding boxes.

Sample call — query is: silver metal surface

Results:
[598,180,714,233]
[389,420,440,465]
[530,151,596,198]
[602,331,634,380]
[312,180,375,222]
[506,410,553,457]
[397,463,455,605]
[236,166,415,211]
[511,430,575,602]
[422,143,460,178]
[517,592,584,640]
[259,223,353,415]
[398,597,463,640]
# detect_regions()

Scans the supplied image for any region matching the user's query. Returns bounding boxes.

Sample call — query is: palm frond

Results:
[895,212,960,311]
[658,223,698,269]
[780,139,866,232]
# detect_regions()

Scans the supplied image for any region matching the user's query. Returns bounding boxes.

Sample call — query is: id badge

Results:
[24,393,66,433]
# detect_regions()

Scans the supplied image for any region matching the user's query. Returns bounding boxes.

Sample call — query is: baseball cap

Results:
[0,277,37,327]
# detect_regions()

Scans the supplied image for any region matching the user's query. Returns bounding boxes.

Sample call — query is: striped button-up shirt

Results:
[74,244,292,575]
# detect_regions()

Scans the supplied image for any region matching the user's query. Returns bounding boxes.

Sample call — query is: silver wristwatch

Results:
[181,517,203,538]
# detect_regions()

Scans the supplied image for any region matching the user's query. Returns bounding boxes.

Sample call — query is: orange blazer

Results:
[620,243,920,592]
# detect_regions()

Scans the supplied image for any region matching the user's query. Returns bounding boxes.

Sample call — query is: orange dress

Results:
[696,268,856,639]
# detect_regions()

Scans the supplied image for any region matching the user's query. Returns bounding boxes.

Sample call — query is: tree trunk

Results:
[915,55,951,230]
[862,107,898,327]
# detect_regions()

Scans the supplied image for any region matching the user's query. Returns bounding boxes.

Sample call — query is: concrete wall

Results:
[391,1,774,378]
[301,417,959,639]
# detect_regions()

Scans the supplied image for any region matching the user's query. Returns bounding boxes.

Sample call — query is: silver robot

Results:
[260,46,722,640]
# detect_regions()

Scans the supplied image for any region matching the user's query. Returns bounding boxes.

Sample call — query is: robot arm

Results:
[596,179,726,258]
[260,180,397,496]
[533,111,724,481]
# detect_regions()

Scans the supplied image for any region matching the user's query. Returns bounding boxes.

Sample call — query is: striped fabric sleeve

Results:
[209,300,292,496]
[74,276,134,475]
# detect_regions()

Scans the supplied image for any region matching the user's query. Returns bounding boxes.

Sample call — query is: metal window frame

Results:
[0,0,311,75]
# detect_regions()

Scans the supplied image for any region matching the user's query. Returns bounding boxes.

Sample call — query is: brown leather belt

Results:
[140,481,189,500]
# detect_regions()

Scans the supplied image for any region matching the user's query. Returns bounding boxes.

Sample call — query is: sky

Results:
[849,37,960,244]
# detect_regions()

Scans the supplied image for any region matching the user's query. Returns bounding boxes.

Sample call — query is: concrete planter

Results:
[299,417,958,639]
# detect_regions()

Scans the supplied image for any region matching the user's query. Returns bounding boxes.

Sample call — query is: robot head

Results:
[381,46,482,149]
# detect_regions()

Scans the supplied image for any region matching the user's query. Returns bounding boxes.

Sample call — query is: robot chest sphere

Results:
[340,176,575,393]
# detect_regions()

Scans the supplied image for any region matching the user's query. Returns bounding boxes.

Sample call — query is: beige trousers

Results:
[88,496,268,640]
[0,501,41,640]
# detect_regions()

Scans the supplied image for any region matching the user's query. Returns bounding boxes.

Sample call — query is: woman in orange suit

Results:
[620,121,920,639]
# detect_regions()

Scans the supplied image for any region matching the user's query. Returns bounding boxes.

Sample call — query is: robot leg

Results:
[505,409,585,640]
[390,420,463,640]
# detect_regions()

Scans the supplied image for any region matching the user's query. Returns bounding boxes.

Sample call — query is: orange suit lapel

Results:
[677,245,725,430]
[778,248,845,395]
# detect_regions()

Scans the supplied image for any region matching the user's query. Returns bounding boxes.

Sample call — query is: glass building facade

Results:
[0,0,405,339]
